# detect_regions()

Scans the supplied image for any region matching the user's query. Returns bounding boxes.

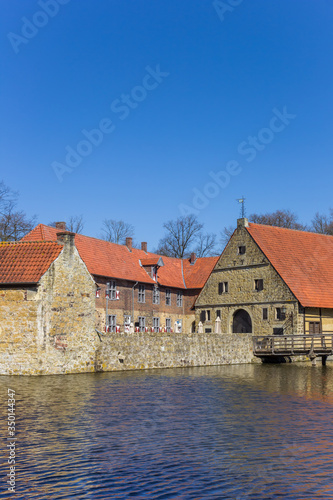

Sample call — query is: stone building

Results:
[0,232,96,375]
[195,218,333,336]
[23,223,218,335]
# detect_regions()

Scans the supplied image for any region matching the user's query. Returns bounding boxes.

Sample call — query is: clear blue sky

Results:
[1,0,333,250]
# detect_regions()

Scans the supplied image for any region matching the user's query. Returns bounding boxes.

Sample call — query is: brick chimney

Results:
[141,242,147,253]
[55,221,67,231]
[126,237,133,252]
[190,252,196,264]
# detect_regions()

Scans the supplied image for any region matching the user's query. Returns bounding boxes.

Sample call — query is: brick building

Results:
[196,218,333,336]
[23,223,218,334]
[0,233,96,375]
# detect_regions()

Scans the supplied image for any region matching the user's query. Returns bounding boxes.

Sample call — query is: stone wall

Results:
[0,235,97,375]
[95,332,259,372]
[195,222,300,335]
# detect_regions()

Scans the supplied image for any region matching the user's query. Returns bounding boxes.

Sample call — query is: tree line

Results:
[1,179,332,258]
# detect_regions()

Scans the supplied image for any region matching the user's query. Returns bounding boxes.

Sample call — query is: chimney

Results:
[141,242,147,253]
[57,231,75,255]
[237,218,249,228]
[55,221,66,231]
[190,252,196,264]
[126,237,133,252]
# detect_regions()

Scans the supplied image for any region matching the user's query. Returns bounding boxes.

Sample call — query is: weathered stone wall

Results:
[95,332,259,372]
[0,237,97,375]
[195,222,300,335]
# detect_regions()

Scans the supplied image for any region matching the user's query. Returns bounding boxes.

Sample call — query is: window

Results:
[106,281,117,300]
[166,318,171,333]
[273,327,284,335]
[138,316,145,332]
[254,279,264,292]
[238,246,246,255]
[309,322,320,334]
[153,317,160,333]
[200,310,206,323]
[276,307,286,321]
[177,291,183,307]
[165,289,171,306]
[218,282,228,294]
[152,287,160,305]
[216,310,221,319]
[138,285,145,303]
[262,308,268,320]
[108,315,116,333]
[206,310,211,321]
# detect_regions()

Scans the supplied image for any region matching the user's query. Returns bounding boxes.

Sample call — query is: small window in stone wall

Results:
[254,279,264,292]
[238,246,246,255]
[218,282,229,294]
[276,307,286,321]
[216,310,221,319]
[263,308,268,320]
[206,310,211,321]
[200,310,206,323]
[273,327,284,335]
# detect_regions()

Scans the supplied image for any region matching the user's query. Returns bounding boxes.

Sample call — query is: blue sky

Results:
[1,0,333,250]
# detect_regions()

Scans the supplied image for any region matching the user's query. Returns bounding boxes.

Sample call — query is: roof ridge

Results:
[249,222,333,238]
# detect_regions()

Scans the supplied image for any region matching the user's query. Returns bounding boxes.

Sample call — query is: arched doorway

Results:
[232,309,252,333]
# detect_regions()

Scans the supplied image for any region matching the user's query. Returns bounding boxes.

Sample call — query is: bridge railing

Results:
[252,334,333,356]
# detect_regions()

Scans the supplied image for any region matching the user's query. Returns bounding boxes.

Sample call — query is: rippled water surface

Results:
[1,363,333,499]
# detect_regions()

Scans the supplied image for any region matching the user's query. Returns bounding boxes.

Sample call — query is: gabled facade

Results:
[196,218,333,336]
[23,223,218,334]
[0,233,96,375]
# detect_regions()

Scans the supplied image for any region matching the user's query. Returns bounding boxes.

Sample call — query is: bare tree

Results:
[101,219,134,244]
[0,180,36,241]
[219,225,235,247]
[156,215,218,258]
[68,215,84,233]
[310,210,333,235]
[194,232,217,257]
[49,215,85,234]
[249,209,306,230]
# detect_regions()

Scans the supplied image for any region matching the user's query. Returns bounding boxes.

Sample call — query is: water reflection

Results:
[0,363,333,499]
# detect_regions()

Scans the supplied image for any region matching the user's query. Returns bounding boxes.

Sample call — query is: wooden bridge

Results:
[252,334,333,365]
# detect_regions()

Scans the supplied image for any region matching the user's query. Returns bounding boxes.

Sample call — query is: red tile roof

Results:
[247,223,333,308]
[23,224,218,289]
[0,241,62,284]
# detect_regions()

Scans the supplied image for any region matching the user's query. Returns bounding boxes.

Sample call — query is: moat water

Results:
[1,363,333,499]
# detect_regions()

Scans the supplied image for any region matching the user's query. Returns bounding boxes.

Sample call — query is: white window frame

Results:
[107,280,117,300]
[153,317,160,333]
[177,291,183,307]
[152,287,160,305]
[165,289,171,306]
[138,316,145,332]
[138,284,145,303]
[108,314,117,333]
[166,318,171,333]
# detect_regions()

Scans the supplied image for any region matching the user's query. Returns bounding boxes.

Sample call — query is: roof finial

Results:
[237,196,246,218]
